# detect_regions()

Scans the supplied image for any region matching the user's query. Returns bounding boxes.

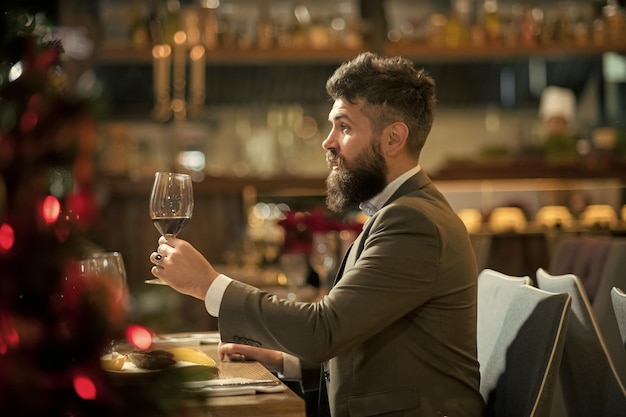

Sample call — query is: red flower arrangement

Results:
[277,207,362,255]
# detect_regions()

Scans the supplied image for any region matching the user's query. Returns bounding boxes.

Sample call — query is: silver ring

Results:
[240,354,246,361]
[155,253,162,265]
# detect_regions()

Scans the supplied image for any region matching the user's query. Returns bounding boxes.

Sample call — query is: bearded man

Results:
[150,52,484,417]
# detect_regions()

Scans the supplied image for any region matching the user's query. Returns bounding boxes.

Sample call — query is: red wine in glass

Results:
[146,172,194,285]
[152,217,190,237]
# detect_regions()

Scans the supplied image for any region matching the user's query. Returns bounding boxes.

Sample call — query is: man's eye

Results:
[341,124,349,133]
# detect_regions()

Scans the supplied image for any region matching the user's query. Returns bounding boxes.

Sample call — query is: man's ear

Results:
[384,122,409,156]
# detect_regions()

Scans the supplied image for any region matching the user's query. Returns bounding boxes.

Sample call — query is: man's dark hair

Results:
[326,52,436,158]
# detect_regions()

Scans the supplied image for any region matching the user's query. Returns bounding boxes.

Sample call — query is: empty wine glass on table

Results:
[145,171,194,285]
[77,251,129,353]
[279,252,309,301]
[91,251,129,307]
[309,231,338,291]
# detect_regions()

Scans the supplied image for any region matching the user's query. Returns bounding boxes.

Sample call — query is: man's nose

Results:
[322,131,335,150]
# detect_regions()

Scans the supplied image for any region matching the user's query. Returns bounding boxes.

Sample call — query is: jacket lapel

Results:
[330,171,432,287]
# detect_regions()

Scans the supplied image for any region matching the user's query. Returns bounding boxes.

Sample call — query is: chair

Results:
[477,269,571,417]
[592,239,626,385]
[611,287,626,353]
[536,268,626,417]
[548,235,613,303]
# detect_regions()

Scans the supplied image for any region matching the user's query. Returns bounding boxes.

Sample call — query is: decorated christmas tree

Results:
[0,8,194,416]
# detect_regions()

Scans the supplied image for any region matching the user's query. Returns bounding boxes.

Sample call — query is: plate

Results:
[103,356,219,381]
[111,333,219,352]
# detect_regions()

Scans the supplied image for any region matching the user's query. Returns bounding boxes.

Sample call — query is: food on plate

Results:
[171,364,219,381]
[165,347,217,366]
[100,352,126,371]
[101,347,219,381]
[127,349,176,370]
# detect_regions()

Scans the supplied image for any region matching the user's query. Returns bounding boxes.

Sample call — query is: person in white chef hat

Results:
[539,86,578,158]
[539,86,577,136]
[539,86,591,216]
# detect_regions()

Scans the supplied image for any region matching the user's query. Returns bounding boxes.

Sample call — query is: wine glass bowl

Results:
[149,172,194,236]
[279,252,309,301]
[309,231,338,290]
[146,172,194,285]
[91,251,129,302]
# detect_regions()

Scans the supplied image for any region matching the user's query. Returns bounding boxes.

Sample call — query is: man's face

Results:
[323,98,387,214]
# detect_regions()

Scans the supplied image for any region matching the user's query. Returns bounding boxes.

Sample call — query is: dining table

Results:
[111,331,306,417]
[198,334,305,417]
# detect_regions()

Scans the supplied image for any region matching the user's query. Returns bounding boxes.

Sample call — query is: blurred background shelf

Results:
[96,44,626,65]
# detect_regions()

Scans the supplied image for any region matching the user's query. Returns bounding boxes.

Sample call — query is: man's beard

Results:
[325,139,387,214]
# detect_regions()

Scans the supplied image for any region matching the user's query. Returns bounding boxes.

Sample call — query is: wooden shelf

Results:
[96,45,367,65]
[432,156,626,182]
[95,43,626,65]
[385,43,626,62]
[101,155,626,200]
[101,175,327,196]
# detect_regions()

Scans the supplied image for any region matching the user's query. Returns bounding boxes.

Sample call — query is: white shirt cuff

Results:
[278,352,302,380]
[204,274,232,317]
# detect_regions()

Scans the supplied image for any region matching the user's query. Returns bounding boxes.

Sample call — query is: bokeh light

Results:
[125,324,153,350]
[0,223,14,251]
[19,109,38,132]
[41,195,60,223]
[73,375,97,400]
[8,61,23,82]
[0,313,20,354]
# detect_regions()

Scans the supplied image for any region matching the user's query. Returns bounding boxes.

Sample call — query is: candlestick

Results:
[188,44,206,119]
[172,30,187,120]
[151,44,172,121]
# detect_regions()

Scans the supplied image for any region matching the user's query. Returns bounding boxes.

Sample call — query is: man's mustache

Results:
[326,151,342,168]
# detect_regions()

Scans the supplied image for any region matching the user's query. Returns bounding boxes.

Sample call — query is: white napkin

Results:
[183,378,287,397]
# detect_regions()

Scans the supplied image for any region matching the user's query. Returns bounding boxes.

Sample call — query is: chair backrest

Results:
[611,287,626,352]
[477,269,571,417]
[536,268,626,417]
[548,235,613,303]
[592,239,626,385]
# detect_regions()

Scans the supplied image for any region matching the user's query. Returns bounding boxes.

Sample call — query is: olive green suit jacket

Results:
[219,171,484,417]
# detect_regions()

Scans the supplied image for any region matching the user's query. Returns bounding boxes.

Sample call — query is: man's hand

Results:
[218,342,284,374]
[149,235,219,300]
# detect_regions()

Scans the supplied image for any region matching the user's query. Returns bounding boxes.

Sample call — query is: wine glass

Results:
[80,252,129,353]
[279,252,309,301]
[91,251,129,306]
[145,171,194,285]
[309,231,338,291]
